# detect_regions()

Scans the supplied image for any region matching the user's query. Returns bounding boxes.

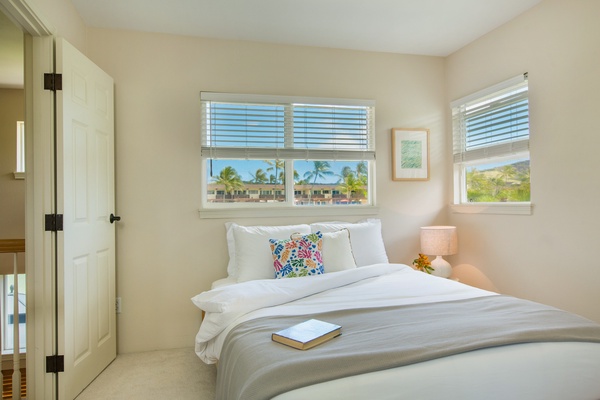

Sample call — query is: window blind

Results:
[201,93,375,161]
[452,74,529,163]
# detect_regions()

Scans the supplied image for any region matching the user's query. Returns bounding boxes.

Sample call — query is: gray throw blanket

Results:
[216,295,600,400]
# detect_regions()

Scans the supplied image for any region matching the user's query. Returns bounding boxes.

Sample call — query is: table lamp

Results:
[420,226,458,278]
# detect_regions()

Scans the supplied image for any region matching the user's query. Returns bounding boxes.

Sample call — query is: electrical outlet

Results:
[116,297,122,314]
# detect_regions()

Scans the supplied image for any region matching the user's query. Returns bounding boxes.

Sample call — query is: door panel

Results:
[56,37,116,400]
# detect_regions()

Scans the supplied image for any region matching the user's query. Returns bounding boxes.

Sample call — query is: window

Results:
[1,274,27,354]
[200,93,375,211]
[15,121,25,179]
[451,74,531,211]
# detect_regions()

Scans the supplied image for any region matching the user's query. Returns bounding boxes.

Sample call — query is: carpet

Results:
[75,348,216,400]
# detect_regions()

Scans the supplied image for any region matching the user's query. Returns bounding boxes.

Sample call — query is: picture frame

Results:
[391,128,430,181]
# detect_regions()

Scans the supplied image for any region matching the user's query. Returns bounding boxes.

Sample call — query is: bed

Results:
[192,220,600,400]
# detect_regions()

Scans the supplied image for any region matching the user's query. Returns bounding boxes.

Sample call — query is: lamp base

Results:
[430,256,452,278]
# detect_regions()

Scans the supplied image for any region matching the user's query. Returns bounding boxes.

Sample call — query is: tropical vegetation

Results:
[212,166,244,196]
[209,160,369,204]
[466,161,530,202]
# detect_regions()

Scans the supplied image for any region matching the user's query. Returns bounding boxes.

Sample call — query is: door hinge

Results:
[44,72,62,91]
[46,355,65,373]
[45,214,64,232]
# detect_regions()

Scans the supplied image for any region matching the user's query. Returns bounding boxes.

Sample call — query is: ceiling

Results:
[1,0,542,88]
[71,0,541,56]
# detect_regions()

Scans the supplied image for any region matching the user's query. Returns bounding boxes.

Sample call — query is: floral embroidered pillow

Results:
[269,232,324,279]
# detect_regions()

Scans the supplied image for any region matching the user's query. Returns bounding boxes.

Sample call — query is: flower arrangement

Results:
[413,253,434,274]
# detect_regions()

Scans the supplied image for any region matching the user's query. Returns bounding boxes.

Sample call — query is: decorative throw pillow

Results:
[269,232,325,279]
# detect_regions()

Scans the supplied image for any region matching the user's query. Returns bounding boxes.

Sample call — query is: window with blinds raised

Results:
[451,74,530,204]
[200,93,375,208]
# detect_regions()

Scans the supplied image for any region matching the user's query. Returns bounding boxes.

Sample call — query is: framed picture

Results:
[391,128,430,181]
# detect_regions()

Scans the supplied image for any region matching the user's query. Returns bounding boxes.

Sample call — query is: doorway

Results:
[0,10,27,399]
[0,3,117,398]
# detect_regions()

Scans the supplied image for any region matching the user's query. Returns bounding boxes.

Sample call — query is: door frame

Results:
[0,0,55,398]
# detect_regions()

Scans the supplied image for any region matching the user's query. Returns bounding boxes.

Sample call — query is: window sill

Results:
[451,202,532,215]
[13,172,25,180]
[198,205,380,219]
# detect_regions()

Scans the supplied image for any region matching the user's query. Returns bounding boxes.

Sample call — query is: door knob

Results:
[110,213,121,223]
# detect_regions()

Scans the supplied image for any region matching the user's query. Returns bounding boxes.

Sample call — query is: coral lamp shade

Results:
[420,226,458,256]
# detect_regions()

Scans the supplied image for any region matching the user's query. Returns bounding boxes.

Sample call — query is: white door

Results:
[56,38,116,399]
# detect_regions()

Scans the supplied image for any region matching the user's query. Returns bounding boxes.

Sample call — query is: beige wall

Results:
[446,0,600,323]
[0,88,25,274]
[26,0,600,355]
[85,29,448,352]
[25,0,87,52]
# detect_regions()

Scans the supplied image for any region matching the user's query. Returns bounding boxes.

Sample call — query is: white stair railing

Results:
[0,239,25,400]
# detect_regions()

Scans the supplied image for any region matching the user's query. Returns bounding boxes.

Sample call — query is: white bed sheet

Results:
[193,264,600,399]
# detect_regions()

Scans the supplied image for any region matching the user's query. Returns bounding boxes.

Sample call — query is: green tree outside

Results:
[210,160,369,204]
[212,166,244,200]
[466,162,530,202]
[303,161,334,204]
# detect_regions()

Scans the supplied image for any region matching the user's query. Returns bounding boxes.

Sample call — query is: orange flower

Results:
[413,253,434,274]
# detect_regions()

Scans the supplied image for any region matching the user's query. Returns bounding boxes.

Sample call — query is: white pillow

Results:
[225,222,238,277]
[321,229,357,273]
[310,219,388,267]
[232,223,311,282]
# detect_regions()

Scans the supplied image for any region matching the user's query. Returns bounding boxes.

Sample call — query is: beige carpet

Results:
[75,348,217,400]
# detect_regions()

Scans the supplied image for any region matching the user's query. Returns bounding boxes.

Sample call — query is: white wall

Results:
[85,29,448,353]
[446,0,600,323]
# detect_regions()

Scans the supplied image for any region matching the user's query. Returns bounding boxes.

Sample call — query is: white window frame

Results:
[14,121,25,180]
[199,93,379,218]
[451,74,532,215]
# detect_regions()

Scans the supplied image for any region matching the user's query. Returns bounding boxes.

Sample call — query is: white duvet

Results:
[193,264,495,364]
[193,264,600,399]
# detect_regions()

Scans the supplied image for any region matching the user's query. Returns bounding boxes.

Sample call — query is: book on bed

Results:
[272,319,342,350]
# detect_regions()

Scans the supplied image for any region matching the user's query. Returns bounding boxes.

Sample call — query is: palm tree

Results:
[356,161,368,182]
[264,160,285,184]
[265,160,285,200]
[212,166,244,200]
[303,161,334,204]
[249,168,268,184]
[340,166,353,179]
[338,172,366,202]
[355,162,368,190]
[336,163,368,202]
[339,162,368,183]
[249,168,268,200]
